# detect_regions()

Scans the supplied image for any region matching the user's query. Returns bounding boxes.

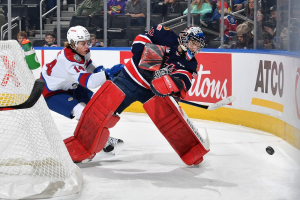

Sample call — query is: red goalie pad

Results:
[64,81,125,162]
[143,96,210,165]
[138,43,166,71]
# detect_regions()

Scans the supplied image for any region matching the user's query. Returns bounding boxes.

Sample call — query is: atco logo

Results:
[295,68,300,119]
[254,60,284,97]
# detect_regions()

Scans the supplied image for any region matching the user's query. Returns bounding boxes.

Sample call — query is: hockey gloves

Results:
[105,64,125,80]
[93,65,104,73]
[151,74,187,99]
[94,64,125,80]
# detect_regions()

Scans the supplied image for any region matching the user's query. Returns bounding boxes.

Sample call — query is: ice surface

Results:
[52,111,300,200]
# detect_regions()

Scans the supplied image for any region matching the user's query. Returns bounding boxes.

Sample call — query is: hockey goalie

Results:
[68,24,210,165]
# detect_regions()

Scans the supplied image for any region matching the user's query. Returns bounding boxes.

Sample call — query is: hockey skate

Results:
[103,136,124,154]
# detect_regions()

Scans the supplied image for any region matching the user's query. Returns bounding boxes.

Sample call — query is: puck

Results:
[266,146,274,155]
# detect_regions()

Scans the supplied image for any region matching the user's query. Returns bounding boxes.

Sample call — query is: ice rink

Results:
[53,111,300,200]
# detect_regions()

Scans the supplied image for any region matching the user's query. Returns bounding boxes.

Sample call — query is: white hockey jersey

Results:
[41,47,106,97]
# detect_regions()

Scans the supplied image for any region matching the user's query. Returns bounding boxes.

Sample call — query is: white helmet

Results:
[67,25,90,49]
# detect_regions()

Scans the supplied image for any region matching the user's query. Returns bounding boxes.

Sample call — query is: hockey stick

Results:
[175,96,236,110]
[0,79,45,111]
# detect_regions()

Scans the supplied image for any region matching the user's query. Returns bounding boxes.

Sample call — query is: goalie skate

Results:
[144,96,210,165]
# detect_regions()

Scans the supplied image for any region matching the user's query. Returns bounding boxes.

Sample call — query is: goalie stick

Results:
[0,79,45,111]
[175,96,236,110]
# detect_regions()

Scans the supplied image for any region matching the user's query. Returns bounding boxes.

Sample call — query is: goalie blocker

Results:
[144,96,210,165]
[64,81,125,162]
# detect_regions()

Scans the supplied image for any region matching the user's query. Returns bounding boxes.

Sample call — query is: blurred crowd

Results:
[0,0,299,51]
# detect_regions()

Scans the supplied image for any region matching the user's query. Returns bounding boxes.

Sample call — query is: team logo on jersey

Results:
[71,83,78,89]
[166,47,170,53]
[163,26,170,31]
[74,54,81,62]
[157,24,162,31]
[68,97,73,101]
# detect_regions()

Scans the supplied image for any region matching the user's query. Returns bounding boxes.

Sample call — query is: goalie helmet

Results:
[178,26,205,60]
[67,26,90,50]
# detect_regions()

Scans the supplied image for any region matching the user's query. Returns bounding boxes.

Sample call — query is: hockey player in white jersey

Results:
[41,26,123,155]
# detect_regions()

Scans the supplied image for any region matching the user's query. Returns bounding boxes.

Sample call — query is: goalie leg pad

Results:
[143,96,210,165]
[64,81,125,162]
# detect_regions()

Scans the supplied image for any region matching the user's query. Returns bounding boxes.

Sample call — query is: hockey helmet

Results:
[178,26,205,60]
[67,26,90,49]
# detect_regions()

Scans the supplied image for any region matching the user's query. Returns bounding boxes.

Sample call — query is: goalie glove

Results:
[150,74,187,99]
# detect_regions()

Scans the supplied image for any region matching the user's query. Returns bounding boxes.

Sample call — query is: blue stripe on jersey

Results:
[78,73,92,87]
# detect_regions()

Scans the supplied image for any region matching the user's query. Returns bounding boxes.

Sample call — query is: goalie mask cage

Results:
[0,40,83,199]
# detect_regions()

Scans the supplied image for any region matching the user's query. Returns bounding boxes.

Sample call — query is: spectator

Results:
[74,0,104,17]
[230,22,253,49]
[107,0,127,15]
[263,5,276,39]
[89,34,104,47]
[211,0,222,21]
[44,32,57,47]
[233,0,247,11]
[17,31,28,45]
[125,0,147,27]
[244,0,263,22]
[183,0,213,21]
[201,0,223,32]
[161,0,181,18]
[218,2,237,43]
[0,8,6,30]
[262,29,273,49]
[242,0,264,48]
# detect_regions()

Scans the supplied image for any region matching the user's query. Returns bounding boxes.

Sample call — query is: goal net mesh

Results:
[0,40,82,199]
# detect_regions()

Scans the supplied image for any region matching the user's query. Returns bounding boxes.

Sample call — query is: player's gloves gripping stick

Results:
[93,64,125,80]
[150,74,187,99]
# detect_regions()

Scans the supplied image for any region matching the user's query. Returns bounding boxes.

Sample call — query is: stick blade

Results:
[0,79,45,110]
[207,96,236,110]
[19,79,45,109]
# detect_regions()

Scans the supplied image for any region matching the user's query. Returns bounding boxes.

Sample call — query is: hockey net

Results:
[0,40,83,199]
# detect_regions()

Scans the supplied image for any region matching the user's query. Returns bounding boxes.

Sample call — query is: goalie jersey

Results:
[125,24,198,91]
[41,47,106,97]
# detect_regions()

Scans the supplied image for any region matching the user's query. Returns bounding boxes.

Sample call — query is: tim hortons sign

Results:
[186,53,232,103]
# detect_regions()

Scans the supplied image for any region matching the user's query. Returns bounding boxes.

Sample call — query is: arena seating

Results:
[109,39,130,47]
[125,26,145,45]
[69,15,91,28]
[108,14,132,40]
